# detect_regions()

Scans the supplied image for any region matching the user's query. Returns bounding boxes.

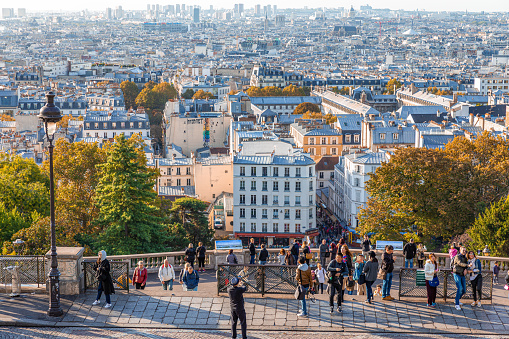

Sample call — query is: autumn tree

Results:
[228,90,239,95]
[339,87,351,95]
[282,84,305,96]
[182,88,195,99]
[0,114,15,121]
[120,81,140,110]
[302,111,337,124]
[135,86,156,110]
[386,79,402,94]
[293,102,321,115]
[192,89,214,100]
[262,86,283,96]
[246,86,263,97]
[152,82,178,110]
[0,202,32,244]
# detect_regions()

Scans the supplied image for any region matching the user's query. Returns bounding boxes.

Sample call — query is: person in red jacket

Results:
[132,261,148,289]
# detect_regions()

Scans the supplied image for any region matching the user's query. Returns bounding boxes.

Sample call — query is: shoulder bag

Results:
[429,276,440,287]
[294,269,306,300]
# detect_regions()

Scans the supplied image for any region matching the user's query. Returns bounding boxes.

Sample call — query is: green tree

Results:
[293,102,321,115]
[302,86,311,96]
[386,79,402,94]
[152,82,178,110]
[93,134,168,254]
[468,195,509,257]
[339,87,351,95]
[182,88,195,99]
[120,81,140,110]
[169,197,213,246]
[0,202,32,243]
[192,89,214,100]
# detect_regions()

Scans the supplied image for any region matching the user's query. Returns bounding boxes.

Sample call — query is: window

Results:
[345,134,351,143]
[262,167,268,176]
[186,167,191,175]
[250,195,257,205]
[309,195,313,204]
[393,133,399,140]
[262,209,268,219]
[240,195,245,204]
[273,182,279,191]
[250,209,256,218]
[176,179,181,186]
[309,208,313,218]
[284,224,290,232]
[321,147,327,155]
[295,224,301,233]
[380,133,386,140]
[240,167,245,176]
[284,168,290,177]
[354,134,360,143]
[240,181,245,190]
[332,148,337,155]
[273,223,279,232]
[296,168,301,177]
[240,222,246,232]
[296,210,301,219]
[262,181,268,191]
[309,181,313,190]
[330,172,334,179]
[251,223,256,232]
[273,167,278,177]
[295,196,301,205]
[319,172,324,179]
[284,209,290,219]
[273,209,279,219]
[262,223,268,232]
[321,137,327,144]
[309,167,313,177]
[251,181,257,191]
[186,179,191,186]
[354,178,360,187]
[284,182,290,192]
[319,182,324,188]
[356,190,361,201]
[284,196,290,205]
[273,196,279,205]
[309,137,315,145]
[262,195,268,205]
[240,208,245,218]
[332,138,337,145]
[309,148,315,155]
[251,167,257,176]
[295,182,301,192]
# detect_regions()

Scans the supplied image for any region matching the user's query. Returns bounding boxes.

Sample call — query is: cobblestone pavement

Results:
[0,328,508,339]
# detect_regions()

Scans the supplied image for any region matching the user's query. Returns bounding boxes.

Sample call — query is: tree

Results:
[386,79,402,94]
[228,90,239,95]
[246,86,264,97]
[0,202,32,243]
[93,134,168,254]
[135,87,156,110]
[302,111,337,124]
[293,102,321,115]
[0,114,14,121]
[302,87,311,96]
[282,84,305,96]
[120,81,140,110]
[339,87,351,95]
[182,88,195,99]
[152,82,178,110]
[262,86,283,96]
[169,197,213,247]
[192,89,214,100]
[468,195,509,257]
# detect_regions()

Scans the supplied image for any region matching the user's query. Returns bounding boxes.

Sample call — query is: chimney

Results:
[437,110,441,118]
[410,83,417,95]
[485,113,491,121]
[469,113,474,126]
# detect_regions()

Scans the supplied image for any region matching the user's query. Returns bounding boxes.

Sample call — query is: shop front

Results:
[236,233,305,249]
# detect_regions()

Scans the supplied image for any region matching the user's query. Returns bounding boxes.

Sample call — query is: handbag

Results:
[305,248,313,260]
[377,268,386,280]
[429,276,440,287]
[358,273,366,285]
[294,270,306,300]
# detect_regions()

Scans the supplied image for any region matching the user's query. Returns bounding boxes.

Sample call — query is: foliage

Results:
[0,114,15,121]
[302,87,311,96]
[468,195,509,257]
[135,82,177,111]
[168,197,213,247]
[293,102,321,115]
[120,81,140,110]
[192,89,214,100]
[246,85,309,97]
[228,90,239,95]
[0,202,33,243]
[93,134,168,254]
[385,79,402,94]
[302,111,337,124]
[182,88,195,99]
[427,86,453,96]
[246,86,264,97]
[282,84,305,96]
[331,87,351,95]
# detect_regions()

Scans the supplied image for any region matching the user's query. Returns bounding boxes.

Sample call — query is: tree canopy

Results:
[385,79,402,94]
[169,197,213,247]
[246,85,309,97]
[182,88,195,99]
[302,111,337,124]
[135,81,177,111]
[293,102,321,115]
[120,81,140,110]
[192,89,214,100]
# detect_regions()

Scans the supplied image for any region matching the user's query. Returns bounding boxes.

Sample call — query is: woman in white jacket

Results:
[424,253,439,308]
[158,259,175,291]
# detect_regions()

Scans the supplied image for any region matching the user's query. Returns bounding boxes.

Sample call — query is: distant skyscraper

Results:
[176,4,180,14]
[210,5,213,11]
[114,6,123,19]
[1,8,14,19]
[239,4,244,15]
[17,8,26,17]
[169,5,175,14]
[193,7,200,23]
[182,4,186,13]
[273,5,277,15]
[255,5,261,16]
[105,7,112,20]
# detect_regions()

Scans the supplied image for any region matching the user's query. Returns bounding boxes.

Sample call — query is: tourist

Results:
[179,263,190,284]
[315,263,327,294]
[278,249,286,265]
[493,261,500,284]
[319,239,329,267]
[196,242,207,272]
[452,246,469,310]
[330,241,337,259]
[340,245,353,297]
[467,251,482,307]
[285,249,295,265]
[185,243,196,268]
[158,259,175,291]
[403,238,417,268]
[354,254,366,296]
[226,249,238,264]
[416,243,426,269]
[228,277,248,339]
[424,253,439,307]
[381,245,395,301]
[291,241,300,265]
[302,241,311,265]
[361,235,371,258]
[449,244,458,261]
[327,253,348,313]
[258,243,269,265]
[249,238,256,265]
[505,271,509,298]
[132,261,147,290]
[363,251,379,304]
[373,284,383,297]
[181,264,200,291]
[92,250,114,308]
[296,256,313,317]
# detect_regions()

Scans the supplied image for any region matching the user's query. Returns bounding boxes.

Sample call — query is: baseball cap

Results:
[230,277,240,286]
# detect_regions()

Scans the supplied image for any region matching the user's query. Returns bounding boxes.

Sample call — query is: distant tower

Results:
[264,13,268,31]
[193,7,200,23]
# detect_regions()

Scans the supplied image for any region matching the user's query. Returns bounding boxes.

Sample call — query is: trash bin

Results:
[4,266,21,297]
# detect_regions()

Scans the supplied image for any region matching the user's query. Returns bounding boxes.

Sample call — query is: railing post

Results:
[398,269,402,301]
[37,256,40,288]
[83,262,87,293]
[443,272,447,303]
[261,266,265,297]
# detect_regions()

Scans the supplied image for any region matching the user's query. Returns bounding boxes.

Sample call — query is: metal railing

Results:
[82,259,130,293]
[399,268,493,303]
[0,255,45,287]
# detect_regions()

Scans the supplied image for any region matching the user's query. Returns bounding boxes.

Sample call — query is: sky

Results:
[10,0,509,13]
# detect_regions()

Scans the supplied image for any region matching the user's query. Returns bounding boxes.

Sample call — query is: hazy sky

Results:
[12,0,509,13]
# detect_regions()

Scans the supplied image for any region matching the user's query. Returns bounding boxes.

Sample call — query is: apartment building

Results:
[290,119,342,159]
[474,77,509,95]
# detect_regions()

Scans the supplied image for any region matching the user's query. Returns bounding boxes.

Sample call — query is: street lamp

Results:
[38,91,63,317]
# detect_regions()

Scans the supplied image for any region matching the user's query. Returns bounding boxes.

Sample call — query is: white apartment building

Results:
[232,142,316,247]
[474,77,509,95]
[83,110,150,141]
[333,150,390,233]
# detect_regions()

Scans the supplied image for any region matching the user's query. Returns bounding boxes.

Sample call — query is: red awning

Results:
[235,233,305,239]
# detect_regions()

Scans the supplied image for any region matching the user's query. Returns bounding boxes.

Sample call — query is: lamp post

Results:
[38,91,63,317]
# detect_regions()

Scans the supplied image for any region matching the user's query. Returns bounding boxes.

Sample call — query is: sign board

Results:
[416,270,426,287]
[215,240,243,250]
[375,241,404,251]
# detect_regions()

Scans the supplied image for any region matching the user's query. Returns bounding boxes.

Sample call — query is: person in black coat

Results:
[327,253,348,313]
[249,238,256,265]
[185,243,196,268]
[92,250,115,308]
[228,277,248,339]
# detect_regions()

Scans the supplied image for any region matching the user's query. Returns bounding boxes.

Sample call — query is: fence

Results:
[0,256,45,288]
[399,268,493,303]
[82,260,130,293]
[217,264,298,296]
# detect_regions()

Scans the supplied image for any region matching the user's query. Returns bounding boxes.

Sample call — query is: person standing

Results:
[330,241,337,259]
[354,254,366,296]
[181,264,200,291]
[228,277,248,339]
[285,249,295,265]
[249,238,256,265]
[327,253,348,313]
[381,245,395,301]
[467,251,482,308]
[278,249,286,265]
[315,263,327,294]
[258,244,269,265]
[296,256,313,317]
[319,239,329,267]
[361,235,371,258]
[158,259,175,291]
[302,241,311,265]
[92,250,114,308]
[363,251,378,304]
[452,246,469,310]
[226,249,238,264]
[493,261,500,284]
[340,245,354,297]
[416,243,426,269]
[424,253,439,307]
[291,241,300,265]
[132,261,148,290]
[403,238,417,268]
[196,242,207,272]
[185,243,196,268]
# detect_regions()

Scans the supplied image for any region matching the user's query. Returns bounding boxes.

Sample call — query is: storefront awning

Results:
[235,233,305,239]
